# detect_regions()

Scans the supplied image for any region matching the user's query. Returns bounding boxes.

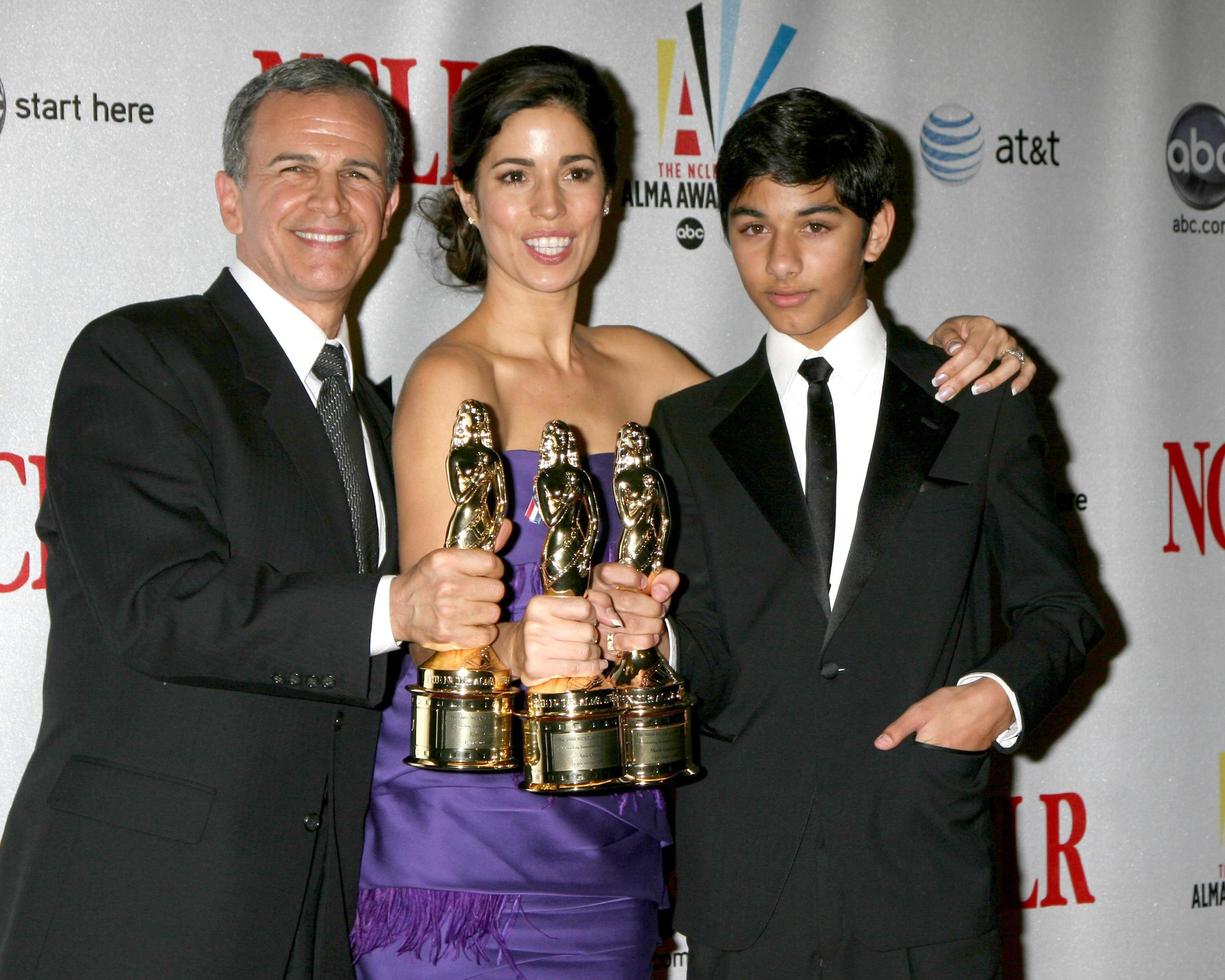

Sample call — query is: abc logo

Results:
[675,217,705,250]
[1166,103,1225,210]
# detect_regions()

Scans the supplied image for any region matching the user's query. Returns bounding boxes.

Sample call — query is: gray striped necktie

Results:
[311,344,378,572]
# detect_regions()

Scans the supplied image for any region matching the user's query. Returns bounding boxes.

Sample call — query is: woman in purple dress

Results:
[351,46,1035,977]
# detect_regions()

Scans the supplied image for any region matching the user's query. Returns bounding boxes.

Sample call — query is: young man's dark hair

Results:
[716,87,897,235]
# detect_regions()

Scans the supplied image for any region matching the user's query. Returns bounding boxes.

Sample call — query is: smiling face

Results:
[215,89,400,335]
[727,176,893,350]
[455,104,608,298]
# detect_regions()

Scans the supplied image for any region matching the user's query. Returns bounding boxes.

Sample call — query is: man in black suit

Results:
[0,59,506,978]
[649,90,1102,977]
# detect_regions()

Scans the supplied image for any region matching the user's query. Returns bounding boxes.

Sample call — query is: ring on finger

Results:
[605,630,617,655]
[1001,346,1026,365]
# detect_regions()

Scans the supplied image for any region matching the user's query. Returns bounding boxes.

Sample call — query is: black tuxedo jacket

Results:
[653,330,1101,953]
[0,271,397,978]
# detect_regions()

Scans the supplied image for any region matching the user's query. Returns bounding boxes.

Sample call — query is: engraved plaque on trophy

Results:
[406,400,518,771]
[520,420,624,793]
[607,422,699,785]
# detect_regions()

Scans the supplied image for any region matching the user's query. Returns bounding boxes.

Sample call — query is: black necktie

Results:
[312,344,378,573]
[798,357,836,604]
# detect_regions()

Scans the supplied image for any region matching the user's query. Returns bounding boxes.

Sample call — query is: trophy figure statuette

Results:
[520,420,625,793]
[607,422,699,785]
[406,400,518,771]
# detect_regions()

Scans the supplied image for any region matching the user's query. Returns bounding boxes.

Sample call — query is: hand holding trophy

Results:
[521,420,625,792]
[607,422,698,784]
[406,400,518,771]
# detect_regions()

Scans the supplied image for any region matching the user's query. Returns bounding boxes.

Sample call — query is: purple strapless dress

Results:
[351,452,670,978]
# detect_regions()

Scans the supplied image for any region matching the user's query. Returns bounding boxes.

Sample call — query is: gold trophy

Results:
[406,400,517,771]
[607,422,698,785]
[520,420,625,793]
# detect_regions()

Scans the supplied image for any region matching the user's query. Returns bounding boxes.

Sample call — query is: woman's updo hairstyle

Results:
[422,45,619,285]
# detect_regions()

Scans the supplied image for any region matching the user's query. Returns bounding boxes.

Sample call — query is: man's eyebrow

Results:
[796,204,843,216]
[267,152,317,167]
[265,152,384,175]
[343,156,385,175]
[730,203,846,218]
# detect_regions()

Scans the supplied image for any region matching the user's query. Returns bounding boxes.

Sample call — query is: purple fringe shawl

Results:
[351,886,524,974]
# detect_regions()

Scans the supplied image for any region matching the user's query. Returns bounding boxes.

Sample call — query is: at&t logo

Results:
[920,103,1062,185]
[920,104,984,184]
[1166,103,1225,210]
[0,74,7,138]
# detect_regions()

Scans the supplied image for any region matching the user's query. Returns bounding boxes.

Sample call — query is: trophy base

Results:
[619,699,699,785]
[405,649,519,772]
[520,682,624,793]
[611,650,700,786]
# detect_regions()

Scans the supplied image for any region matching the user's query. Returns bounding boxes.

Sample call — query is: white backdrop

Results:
[1,2,1222,976]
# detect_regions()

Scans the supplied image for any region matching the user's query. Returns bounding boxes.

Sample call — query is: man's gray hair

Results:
[222,58,404,189]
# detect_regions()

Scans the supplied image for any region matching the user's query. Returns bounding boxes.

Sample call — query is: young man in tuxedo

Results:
[0,59,506,978]
[649,89,1102,977]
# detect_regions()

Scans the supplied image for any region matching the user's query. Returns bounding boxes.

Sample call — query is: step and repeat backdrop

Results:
[1,1,1221,976]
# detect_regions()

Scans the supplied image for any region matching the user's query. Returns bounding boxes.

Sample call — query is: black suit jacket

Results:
[0,271,397,978]
[652,329,1101,953]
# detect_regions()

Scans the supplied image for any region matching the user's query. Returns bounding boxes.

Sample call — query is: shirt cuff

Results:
[958,672,1022,749]
[664,617,679,668]
[370,575,399,656]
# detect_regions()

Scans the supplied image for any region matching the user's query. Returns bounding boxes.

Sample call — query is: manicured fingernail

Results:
[946,341,963,354]
[874,734,893,749]
[971,381,986,395]
[1010,381,1021,395]
[935,386,954,403]
[609,614,623,628]
[931,373,949,387]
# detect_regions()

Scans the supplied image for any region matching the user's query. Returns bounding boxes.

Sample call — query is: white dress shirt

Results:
[229,261,398,656]
[765,302,1021,747]
[766,303,886,605]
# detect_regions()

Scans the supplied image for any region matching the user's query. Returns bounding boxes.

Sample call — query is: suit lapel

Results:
[710,343,828,616]
[825,346,957,642]
[205,271,358,572]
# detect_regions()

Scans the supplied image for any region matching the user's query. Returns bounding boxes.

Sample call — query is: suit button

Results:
[322,674,336,689]
[334,711,345,732]
[306,674,319,688]
[820,662,842,679]
[272,673,284,685]
[288,673,302,686]
[303,812,320,832]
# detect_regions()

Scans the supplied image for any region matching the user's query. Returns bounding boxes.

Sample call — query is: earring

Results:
[602,205,610,216]
[467,216,476,226]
